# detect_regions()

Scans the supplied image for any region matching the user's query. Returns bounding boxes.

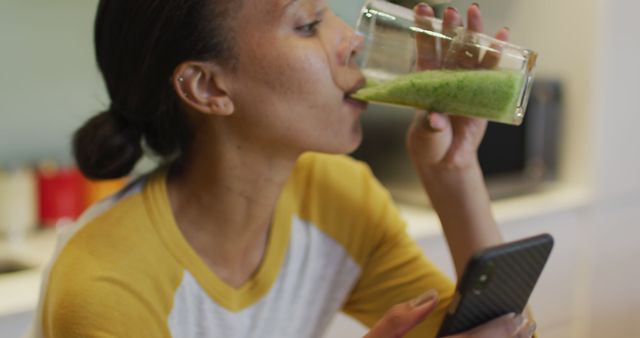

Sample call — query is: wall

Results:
[451,0,598,190]
[0,0,364,165]
[0,0,105,164]
[586,0,640,337]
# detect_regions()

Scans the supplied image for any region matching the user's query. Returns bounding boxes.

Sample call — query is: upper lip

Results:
[345,77,367,97]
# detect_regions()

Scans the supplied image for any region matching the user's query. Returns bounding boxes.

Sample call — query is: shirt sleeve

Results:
[43,277,170,338]
[298,154,454,338]
[340,166,455,338]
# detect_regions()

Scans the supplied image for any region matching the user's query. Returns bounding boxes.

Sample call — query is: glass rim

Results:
[356,0,537,59]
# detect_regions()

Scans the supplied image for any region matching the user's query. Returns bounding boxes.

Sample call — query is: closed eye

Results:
[296,20,322,36]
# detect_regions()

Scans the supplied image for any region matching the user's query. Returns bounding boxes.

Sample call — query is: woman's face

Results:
[225,0,367,155]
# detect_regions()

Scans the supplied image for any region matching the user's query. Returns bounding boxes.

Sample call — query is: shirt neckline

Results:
[142,168,294,312]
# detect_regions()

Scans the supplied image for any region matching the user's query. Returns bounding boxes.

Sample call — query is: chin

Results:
[345,131,364,154]
[299,116,364,155]
[327,122,364,155]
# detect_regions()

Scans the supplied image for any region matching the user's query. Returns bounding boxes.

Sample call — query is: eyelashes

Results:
[296,19,322,36]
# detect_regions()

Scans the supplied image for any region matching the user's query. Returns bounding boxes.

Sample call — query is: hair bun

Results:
[72,109,143,180]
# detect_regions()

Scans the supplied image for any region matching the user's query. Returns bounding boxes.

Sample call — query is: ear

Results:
[172,61,235,116]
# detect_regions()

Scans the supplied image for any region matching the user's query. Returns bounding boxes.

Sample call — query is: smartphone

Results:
[437,233,554,337]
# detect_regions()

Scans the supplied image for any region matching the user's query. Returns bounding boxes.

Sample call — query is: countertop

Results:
[0,183,591,318]
[0,229,57,317]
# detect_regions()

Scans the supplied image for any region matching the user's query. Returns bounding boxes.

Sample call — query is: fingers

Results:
[422,111,449,132]
[466,3,484,33]
[364,290,439,338]
[458,3,483,68]
[455,313,537,338]
[479,27,510,69]
[441,6,462,61]
[444,4,482,69]
[414,3,439,70]
[418,4,492,70]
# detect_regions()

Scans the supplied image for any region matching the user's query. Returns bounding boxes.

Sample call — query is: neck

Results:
[166,130,299,286]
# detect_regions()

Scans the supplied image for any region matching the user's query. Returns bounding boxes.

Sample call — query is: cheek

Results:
[233,38,343,136]
[243,39,338,108]
[275,52,329,99]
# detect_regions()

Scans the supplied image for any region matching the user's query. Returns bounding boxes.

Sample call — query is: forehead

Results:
[236,0,323,30]
[245,0,318,16]
[241,0,296,19]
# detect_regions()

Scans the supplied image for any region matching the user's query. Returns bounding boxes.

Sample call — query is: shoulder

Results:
[51,190,161,275]
[294,152,382,203]
[49,173,178,276]
[41,180,181,337]
[43,268,170,337]
[293,152,406,265]
[294,152,389,222]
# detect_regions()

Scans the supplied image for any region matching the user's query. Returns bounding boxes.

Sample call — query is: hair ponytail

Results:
[73,109,143,179]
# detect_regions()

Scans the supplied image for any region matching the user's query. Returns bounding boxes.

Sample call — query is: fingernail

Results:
[472,2,480,9]
[422,113,437,132]
[504,26,510,31]
[411,289,438,308]
[446,6,458,14]
[416,3,433,16]
[415,2,429,13]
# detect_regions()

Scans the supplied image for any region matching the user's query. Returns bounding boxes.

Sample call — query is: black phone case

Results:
[437,233,554,337]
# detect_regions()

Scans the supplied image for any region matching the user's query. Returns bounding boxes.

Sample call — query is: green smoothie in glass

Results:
[352,69,524,124]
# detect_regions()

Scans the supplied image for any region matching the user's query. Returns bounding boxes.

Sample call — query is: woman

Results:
[30,0,536,337]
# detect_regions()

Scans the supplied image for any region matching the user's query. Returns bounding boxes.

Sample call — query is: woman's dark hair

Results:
[73,0,240,179]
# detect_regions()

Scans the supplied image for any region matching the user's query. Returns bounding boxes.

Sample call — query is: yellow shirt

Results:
[31,153,455,337]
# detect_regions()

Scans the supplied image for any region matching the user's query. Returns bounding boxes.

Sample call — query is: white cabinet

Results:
[587,196,640,338]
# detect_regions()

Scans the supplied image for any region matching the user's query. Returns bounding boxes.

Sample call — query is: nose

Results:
[349,31,365,63]
[329,11,366,67]
[343,30,366,67]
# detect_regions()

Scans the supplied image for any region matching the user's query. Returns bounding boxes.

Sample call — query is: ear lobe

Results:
[208,97,235,116]
[172,62,234,116]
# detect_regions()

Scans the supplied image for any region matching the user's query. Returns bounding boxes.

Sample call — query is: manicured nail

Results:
[415,3,433,16]
[472,2,480,9]
[411,289,438,308]
[422,113,438,132]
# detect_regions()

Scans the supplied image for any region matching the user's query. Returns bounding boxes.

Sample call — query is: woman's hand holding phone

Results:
[364,291,536,338]
[447,313,536,338]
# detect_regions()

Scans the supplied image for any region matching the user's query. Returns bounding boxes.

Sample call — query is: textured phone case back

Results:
[437,234,554,337]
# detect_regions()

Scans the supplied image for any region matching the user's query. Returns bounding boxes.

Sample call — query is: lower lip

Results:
[344,96,368,111]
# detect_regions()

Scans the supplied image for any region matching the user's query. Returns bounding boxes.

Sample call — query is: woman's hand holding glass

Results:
[406,3,509,173]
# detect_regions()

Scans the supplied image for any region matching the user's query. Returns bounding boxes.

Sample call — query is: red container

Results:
[37,163,87,228]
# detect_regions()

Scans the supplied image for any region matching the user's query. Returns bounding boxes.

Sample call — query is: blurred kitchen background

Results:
[1,0,639,337]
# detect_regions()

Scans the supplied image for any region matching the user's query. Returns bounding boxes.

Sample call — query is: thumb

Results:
[364,290,439,338]
[410,110,450,134]
[407,110,453,168]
